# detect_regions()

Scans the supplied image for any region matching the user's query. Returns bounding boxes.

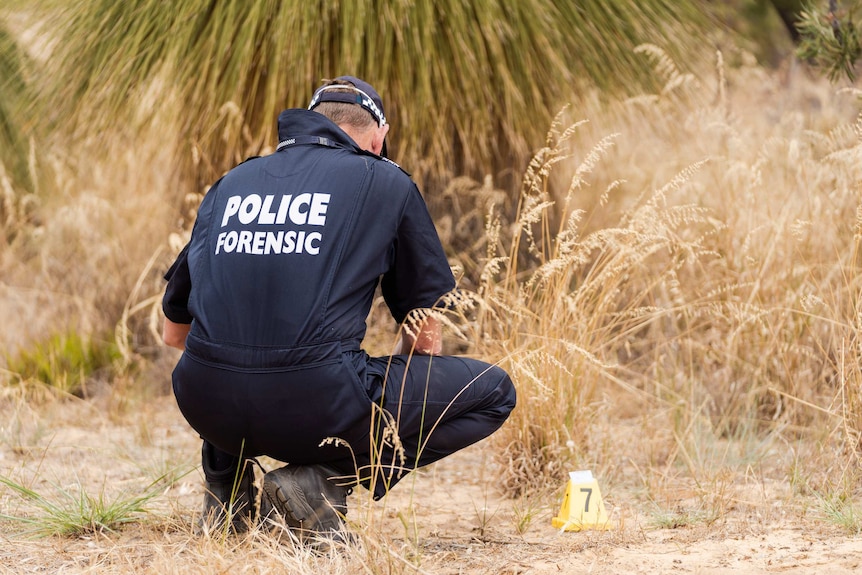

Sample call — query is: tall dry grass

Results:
[437,47,862,512]
[0,111,181,371]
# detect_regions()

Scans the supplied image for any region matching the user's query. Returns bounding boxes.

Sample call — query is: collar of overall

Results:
[276,135,345,152]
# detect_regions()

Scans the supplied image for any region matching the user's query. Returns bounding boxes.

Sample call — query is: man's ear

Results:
[372,124,390,156]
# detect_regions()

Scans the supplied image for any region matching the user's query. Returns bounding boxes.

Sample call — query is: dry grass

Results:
[465,46,862,517]
[4,41,862,573]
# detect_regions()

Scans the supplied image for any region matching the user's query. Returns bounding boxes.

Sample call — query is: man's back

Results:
[184,109,453,355]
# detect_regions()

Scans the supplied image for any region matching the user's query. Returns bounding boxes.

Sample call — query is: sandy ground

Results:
[1,389,861,574]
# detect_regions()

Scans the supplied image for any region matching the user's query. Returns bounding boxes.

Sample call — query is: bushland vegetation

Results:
[3,1,862,572]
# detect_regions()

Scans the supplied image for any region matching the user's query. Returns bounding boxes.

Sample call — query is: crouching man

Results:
[162,76,516,542]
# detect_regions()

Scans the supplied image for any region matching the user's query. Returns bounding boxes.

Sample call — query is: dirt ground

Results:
[1,390,861,574]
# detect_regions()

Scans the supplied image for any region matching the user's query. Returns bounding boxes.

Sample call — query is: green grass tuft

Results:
[817,491,862,535]
[5,331,121,397]
[0,474,164,537]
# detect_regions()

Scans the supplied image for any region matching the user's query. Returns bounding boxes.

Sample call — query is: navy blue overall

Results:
[163,110,515,499]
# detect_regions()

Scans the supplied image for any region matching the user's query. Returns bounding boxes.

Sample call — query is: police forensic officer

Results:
[162,76,516,540]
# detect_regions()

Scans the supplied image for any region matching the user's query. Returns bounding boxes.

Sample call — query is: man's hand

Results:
[163,317,191,350]
[394,314,442,356]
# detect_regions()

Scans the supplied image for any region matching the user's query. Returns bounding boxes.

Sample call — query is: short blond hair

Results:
[312,80,377,130]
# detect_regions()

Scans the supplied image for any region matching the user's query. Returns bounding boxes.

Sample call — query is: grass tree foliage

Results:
[0,22,31,193]
[43,0,713,197]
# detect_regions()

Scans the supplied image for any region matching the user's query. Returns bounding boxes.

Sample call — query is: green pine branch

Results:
[797,1,862,81]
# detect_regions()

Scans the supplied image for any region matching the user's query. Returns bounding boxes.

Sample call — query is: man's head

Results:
[309,76,389,156]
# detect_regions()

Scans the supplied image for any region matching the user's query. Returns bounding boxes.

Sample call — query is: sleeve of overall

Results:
[381,185,456,324]
[162,242,193,324]
[161,178,222,324]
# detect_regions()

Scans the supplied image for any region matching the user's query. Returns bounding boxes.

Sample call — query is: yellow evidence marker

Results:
[552,470,610,531]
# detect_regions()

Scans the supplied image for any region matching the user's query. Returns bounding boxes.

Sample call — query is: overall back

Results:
[166,109,455,463]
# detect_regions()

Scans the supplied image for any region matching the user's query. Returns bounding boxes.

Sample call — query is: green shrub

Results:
[5,331,120,397]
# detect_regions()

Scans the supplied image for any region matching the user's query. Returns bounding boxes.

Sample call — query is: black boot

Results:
[198,442,257,534]
[261,464,352,542]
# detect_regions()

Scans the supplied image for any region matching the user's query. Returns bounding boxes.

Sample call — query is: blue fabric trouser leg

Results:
[174,351,515,501]
[329,354,516,499]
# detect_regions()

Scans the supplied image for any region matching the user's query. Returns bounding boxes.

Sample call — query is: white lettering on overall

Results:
[215,192,330,256]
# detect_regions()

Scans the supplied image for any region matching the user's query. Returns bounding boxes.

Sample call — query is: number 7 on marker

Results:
[579,487,593,512]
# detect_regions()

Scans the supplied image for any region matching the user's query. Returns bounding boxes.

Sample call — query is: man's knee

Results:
[483,364,516,419]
